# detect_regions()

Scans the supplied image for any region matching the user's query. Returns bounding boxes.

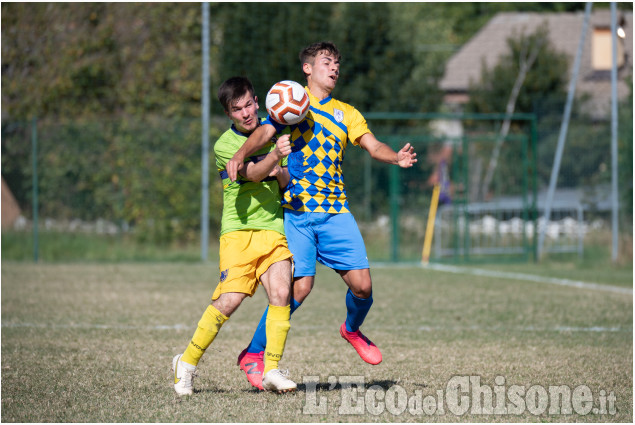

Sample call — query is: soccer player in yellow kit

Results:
[227,42,417,390]
[172,76,296,395]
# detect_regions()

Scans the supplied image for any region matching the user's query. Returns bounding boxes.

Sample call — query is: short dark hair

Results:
[299,41,341,77]
[217,76,255,112]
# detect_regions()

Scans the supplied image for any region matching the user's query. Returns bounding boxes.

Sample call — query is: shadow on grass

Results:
[296,379,402,393]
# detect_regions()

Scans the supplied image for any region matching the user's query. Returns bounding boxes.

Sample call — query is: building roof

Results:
[440,10,633,119]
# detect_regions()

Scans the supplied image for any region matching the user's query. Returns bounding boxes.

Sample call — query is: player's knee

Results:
[293,287,311,303]
[359,289,372,299]
[293,278,314,302]
[351,284,372,299]
[270,284,291,306]
[212,292,245,317]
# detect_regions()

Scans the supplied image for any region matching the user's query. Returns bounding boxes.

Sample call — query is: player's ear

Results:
[302,62,312,76]
[254,96,259,109]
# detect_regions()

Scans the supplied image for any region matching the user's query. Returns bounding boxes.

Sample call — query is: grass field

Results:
[1,261,632,422]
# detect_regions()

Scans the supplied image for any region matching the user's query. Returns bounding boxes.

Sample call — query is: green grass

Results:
[475,260,633,288]
[1,231,210,263]
[1,262,632,422]
[4,229,631,270]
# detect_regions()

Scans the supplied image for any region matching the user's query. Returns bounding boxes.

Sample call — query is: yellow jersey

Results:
[266,87,371,213]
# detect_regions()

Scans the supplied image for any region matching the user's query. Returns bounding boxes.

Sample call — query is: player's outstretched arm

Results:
[358,133,417,168]
[240,135,291,183]
[227,123,277,181]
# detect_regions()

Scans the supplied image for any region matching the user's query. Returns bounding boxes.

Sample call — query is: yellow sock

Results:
[264,304,291,375]
[181,304,228,366]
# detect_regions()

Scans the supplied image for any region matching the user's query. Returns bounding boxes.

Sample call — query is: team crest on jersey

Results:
[334,108,344,123]
[220,269,228,282]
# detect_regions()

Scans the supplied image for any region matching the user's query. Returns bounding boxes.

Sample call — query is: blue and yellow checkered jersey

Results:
[265,87,371,213]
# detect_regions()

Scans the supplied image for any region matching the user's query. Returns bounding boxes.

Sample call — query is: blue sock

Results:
[345,289,373,332]
[246,298,301,353]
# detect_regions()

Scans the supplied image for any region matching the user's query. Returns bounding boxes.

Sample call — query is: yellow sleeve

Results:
[346,106,371,146]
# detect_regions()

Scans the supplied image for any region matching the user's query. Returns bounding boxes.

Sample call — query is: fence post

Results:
[201,2,210,262]
[31,117,39,263]
[577,204,584,259]
[364,154,371,221]
[530,115,539,262]
[610,1,619,262]
[538,2,592,258]
[389,138,400,262]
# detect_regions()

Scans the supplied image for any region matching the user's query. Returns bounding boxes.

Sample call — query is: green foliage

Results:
[0,1,592,120]
[618,79,633,219]
[214,2,334,111]
[213,3,446,114]
[331,3,446,113]
[464,23,628,200]
[1,3,202,119]
[3,2,606,244]
[1,117,224,244]
[467,24,569,115]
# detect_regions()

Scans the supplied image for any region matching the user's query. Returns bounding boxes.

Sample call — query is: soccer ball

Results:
[265,80,310,125]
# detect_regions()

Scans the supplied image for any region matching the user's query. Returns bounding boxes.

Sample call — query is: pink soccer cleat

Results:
[339,322,382,365]
[237,348,265,390]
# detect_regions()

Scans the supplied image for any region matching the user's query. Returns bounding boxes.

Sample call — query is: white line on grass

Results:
[0,322,192,331]
[371,262,633,295]
[415,325,630,333]
[1,322,631,333]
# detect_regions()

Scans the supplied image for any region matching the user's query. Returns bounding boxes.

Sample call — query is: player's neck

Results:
[307,82,332,101]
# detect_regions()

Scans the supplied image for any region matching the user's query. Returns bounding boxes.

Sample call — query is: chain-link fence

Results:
[2,108,631,263]
[2,116,221,246]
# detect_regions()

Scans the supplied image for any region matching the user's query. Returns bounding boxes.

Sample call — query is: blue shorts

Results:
[283,210,369,277]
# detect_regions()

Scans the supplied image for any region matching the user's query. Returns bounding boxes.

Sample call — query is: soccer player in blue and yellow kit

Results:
[227,42,417,390]
[172,77,297,395]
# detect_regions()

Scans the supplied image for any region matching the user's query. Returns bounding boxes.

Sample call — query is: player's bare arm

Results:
[358,133,417,168]
[274,166,290,189]
[227,124,278,181]
[268,137,291,188]
[239,135,291,183]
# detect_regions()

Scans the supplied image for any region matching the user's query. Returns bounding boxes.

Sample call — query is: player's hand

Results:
[226,154,244,182]
[397,143,417,168]
[274,134,292,159]
[268,165,282,177]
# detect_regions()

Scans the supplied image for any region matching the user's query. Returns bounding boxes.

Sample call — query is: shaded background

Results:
[1,2,632,263]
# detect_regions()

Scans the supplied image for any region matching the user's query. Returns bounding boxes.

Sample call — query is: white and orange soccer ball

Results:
[265,80,310,125]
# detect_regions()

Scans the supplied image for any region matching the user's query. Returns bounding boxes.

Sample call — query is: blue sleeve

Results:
[264,115,288,134]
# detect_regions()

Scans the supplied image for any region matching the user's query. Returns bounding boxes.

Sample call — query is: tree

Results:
[467,24,569,116]
[618,81,633,221]
[2,2,596,244]
[466,23,569,200]
[479,23,551,200]
[1,3,203,120]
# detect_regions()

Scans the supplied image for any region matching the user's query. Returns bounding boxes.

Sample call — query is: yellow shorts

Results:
[212,230,293,300]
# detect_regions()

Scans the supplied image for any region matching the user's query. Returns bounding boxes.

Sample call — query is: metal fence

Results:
[2,110,628,263]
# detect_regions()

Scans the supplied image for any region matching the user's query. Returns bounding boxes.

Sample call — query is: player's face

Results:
[226,93,259,133]
[307,51,339,93]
